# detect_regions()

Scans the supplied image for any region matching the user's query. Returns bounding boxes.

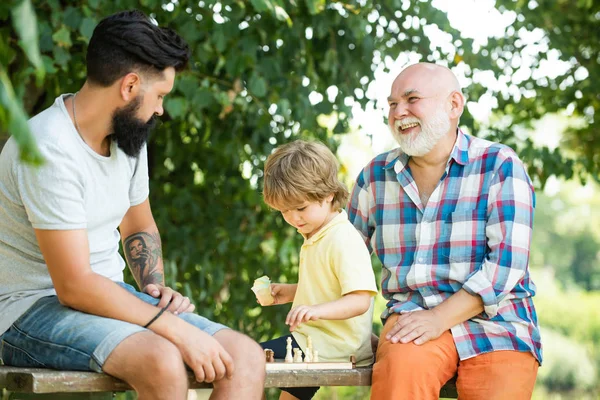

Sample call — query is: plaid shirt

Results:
[347,129,542,363]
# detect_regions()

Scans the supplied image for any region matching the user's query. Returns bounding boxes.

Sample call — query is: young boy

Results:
[258,140,378,400]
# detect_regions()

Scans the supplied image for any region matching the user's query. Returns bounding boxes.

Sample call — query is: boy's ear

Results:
[325,194,334,203]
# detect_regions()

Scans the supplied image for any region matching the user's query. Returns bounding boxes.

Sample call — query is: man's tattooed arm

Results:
[123,231,164,289]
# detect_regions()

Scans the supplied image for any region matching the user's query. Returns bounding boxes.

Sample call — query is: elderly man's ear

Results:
[449,91,465,119]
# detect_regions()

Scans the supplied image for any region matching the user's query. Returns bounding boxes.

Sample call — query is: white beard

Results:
[389,105,451,156]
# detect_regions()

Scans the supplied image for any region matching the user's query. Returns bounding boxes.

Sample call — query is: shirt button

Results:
[418,257,424,263]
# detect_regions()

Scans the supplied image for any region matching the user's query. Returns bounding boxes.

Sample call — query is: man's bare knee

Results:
[214,330,266,384]
[104,331,188,397]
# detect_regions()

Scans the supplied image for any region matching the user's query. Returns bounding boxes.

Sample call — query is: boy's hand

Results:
[286,305,321,331]
[270,283,297,305]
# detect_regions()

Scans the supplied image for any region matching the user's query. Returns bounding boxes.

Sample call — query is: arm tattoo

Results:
[124,231,164,288]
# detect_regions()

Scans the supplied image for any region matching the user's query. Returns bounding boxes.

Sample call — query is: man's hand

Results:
[385,309,445,346]
[172,321,235,383]
[286,305,321,332]
[144,283,195,315]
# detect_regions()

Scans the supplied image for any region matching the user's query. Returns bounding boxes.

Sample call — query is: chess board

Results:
[265,359,354,371]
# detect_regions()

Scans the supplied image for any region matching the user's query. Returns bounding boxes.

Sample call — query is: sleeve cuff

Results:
[462,270,499,318]
[130,192,149,207]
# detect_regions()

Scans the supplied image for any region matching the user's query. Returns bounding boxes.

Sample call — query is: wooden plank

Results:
[264,367,372,387]
[3,369,134,393]
[6,393,113,399]
[0,366,10,388]
[0,366,458,397]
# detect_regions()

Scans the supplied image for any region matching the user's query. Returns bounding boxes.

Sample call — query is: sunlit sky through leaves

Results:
[340,0,581,196]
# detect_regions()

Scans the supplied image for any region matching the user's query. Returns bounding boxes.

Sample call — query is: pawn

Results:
[265,349,275,363]
[306,336,313,362]
[304,350,312,363]
[293,348,303,363]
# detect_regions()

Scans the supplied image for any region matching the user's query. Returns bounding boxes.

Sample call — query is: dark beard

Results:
[110,96,157,157]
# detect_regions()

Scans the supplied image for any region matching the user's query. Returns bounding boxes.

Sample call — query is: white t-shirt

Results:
[0,94,149,336]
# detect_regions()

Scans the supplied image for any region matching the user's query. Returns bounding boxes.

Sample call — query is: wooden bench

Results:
[0,366,458,398]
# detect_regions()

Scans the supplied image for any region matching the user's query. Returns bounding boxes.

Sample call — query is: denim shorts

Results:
[0,282,228,372]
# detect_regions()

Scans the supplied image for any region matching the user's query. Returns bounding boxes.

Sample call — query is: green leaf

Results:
[11,0,45,82]
[41,55,58,75]
[0,67,43,165]
[52,26,72,48]
[63,7,82,30]
[87,0,101,9]
[38,22,54,52]
[278,98,291,115]
[193,89,214,109]
[274,5,293,26]
[164,97,189,120]
[53,46,71,70]
[250,0,270,12]
[0,31,17,66]
[213,32,227,53]
[79,17,97,42]
[305,0,326,15]
[249,0,292,25]
[249,74,267,97]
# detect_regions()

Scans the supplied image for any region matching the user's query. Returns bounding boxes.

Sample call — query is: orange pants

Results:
[370,314,539,400]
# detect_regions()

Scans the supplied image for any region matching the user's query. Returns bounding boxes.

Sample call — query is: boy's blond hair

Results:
[263,140,349,211]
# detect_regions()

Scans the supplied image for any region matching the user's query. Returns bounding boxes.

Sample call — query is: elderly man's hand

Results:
[385,309,445,346]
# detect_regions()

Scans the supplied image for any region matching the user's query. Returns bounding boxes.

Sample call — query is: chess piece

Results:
[285,337,293,363]
[313,350,319,362]
[305,336,313,362]
[294,348,303,363]
[304,350,312,362]
[264,349,275,363]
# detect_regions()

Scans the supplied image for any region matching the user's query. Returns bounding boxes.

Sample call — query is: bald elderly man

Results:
[347,63,541,399]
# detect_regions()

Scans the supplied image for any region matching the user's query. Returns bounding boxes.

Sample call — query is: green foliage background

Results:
[1,0,599,398]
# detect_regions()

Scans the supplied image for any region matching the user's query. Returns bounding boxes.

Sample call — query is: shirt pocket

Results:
[441,210,487,263]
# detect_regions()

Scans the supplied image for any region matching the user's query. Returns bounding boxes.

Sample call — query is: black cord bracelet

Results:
[144,303,170,329]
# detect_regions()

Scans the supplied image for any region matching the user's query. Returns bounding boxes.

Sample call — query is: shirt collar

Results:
[302,209,348,245]
[450,128,470,166]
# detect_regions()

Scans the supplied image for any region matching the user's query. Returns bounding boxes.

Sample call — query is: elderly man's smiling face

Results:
[387,64,462,156]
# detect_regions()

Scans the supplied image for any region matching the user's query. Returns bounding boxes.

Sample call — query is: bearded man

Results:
[0,10,265,400]
[347,63,541,400]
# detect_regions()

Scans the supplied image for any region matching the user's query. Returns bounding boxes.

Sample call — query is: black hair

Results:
[86,10,190,86]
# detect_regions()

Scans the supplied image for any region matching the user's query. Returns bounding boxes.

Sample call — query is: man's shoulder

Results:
[370,148,401,167]
[355,149,400,181]
[28,98,70,144]
[465,133,522,165]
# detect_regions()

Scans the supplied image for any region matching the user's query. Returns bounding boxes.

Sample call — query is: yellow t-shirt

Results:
[291,210,378,367]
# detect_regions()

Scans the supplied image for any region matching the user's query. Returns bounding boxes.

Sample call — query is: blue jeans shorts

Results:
[0,282,228,372]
